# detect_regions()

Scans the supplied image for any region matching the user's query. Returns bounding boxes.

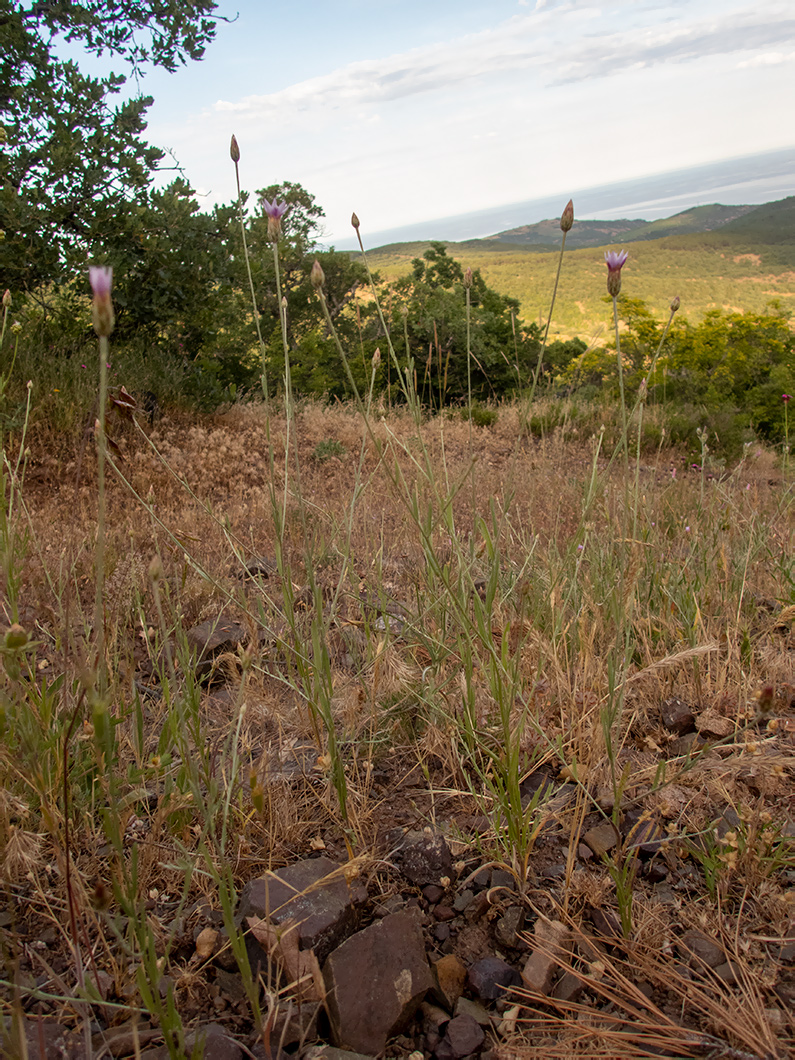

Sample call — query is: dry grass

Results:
[1,396,794,1057]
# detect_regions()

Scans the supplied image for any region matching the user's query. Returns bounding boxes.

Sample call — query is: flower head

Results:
[783,393,791,404]
[310,259,325,289]
[262,196,289,241]
[560,199,574,233]
[89,265,114,337]
[230,134,240,163]
[604,249,628,298]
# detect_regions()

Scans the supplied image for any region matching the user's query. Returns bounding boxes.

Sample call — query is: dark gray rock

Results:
[239,857,367,966]
[323,908,433,1054]
[466,956,521,1001]
[184,1024,243,1060]
[679,929,725,969]
[389,827,454,886]
[661,697,696,734]
[186,613,247,680]
[435,1014,485,1059]
[494,906,526,949]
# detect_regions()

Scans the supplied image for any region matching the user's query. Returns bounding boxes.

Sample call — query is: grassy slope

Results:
[361,198,795,339]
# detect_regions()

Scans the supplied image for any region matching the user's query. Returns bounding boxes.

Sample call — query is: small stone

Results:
[582,822,619,858]
[184,1024,243,1060]
[186,614,247,681]
[469,867,491,891]
[434,905,456,922]
[454,996,493,1025]
[239,856,367,966]
[453,889,474,913]
[433,954,467,1010]
[424,885,446,904]
[467,956,521,1002]
[490,869,515,890]
[551,969,584,1003]
[589,908,622,939]
[434,923,451,942]
[661,697,696,735]
[521,920,571,995]
[679,929,724,969]
[323,909,433,1054]
[695,710,734,738]
[437,1014,485,1058]
[389,828,454,886]
[712,960,740,984]
[494,906,526,949]
[305,1049,376,1060]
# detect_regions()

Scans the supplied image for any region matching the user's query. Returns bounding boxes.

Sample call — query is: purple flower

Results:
[262,197,289,220]
[604,249,628,297]
[89,265,114,336]
[783,393,791,404]
[89,266,113,299]
[262,196,289,241]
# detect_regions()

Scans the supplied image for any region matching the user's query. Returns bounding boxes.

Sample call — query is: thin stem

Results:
[234,161,269,402]
[613,295,630,481]
[94,333,109,691]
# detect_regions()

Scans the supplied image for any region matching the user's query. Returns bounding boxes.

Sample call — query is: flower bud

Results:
[604,250,628,298]
[560,199,574,233]
[310,259,325,289]
[463,267,473,289]
[670,295,680,313]
[4,624,29,651]
[351,212,360,229]
[149,555,163,582]
[372,346,381,367]
[89,265,114,337]
[2,289,10,309]
[230,135,240,163]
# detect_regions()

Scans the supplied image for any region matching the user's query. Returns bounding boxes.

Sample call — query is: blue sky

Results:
[64,0,795,244]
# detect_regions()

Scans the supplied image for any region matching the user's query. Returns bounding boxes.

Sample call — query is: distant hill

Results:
[482,204,760,250]
[358,197,795,338]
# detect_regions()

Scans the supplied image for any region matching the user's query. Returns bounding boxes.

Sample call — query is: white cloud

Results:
[211,3,795,131]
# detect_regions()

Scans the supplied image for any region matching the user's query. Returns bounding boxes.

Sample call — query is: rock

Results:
[389,828,454,886]
[661,698,696,735]
[323,909,433,1054]
[494,906,526,949]
[466,956,521,1002]
[237,555,277,580]
[184,1024,243,1060]
[551,969,585,1003]
[424,884,446,904]
[695,710,734,738]
[589,907,622,939]
[305,1048,376,1060]
[679,929,724,969]
[712,960,740,984]
[433,954,467,1010]
[454,997,493,1025]
[623,812,663,857]
[95,1021,162,1055]
[582,821,619,858]
[489,869,515,890]
[6,1020,86,1060]
[239,857,367,966]
[435,1014,485,1059]
[521,919,571,995]
[453,889,474,913]
[186,613,247,680]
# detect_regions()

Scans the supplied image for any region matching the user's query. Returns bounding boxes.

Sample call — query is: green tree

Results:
[0,0,219,295]
[390,242,540,405]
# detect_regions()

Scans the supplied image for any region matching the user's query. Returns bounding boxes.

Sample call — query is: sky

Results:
[62,0,795,246]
